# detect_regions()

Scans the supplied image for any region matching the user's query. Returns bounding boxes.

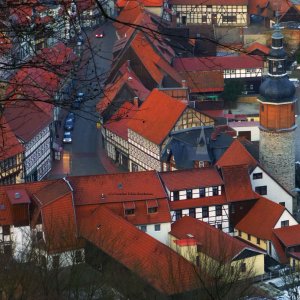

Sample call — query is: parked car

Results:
[95,31,104,38]
[64,118,74,131]
[67,112,75,122]
[63,131,72,143]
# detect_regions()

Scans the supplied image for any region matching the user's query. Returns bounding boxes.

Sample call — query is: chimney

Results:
[133,96,139,107]
[182,80,187,88]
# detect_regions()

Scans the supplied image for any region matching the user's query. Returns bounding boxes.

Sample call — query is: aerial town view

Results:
[1,0,300,299]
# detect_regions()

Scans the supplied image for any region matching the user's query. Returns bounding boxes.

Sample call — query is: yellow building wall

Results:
[169,235,197,262]
[231,254,265,277]
[145,7,162,16]
[290,257,300,271]
[237,231,267,251]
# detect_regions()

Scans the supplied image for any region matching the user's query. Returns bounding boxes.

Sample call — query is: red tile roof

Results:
[0,191,14,226]
[32,179,72,207]
[99,198,171,225]
[4,100,52,142]
[245,42,270,55]
[159,167,223,191]
[127,89,186,145]
[77,206,199,295]
[248,0,268,15]
[117,0,163,7]
[177,70,224,93]
[216,139,258,169]
[169,195,227,210]
[170,216,261,262]
[273,225,300,247]
[0,116,24,161]
[221,165,257,202]
[104,102,138,140]
[69,171,167,205]
[170,0,247,4]
[131,33,182,85]
[6,189,30,204]
[236,197,285,240]
[173,55,264,72]
[271,233,288,264]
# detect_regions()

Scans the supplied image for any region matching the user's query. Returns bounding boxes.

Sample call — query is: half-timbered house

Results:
[126,89,215,172]
[163,0,248,27]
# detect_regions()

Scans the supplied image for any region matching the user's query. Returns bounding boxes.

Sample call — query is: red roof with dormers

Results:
[273,225,300,247]
[127,89,186,145]
[170,216,262,262]
[221,165,258,202]
[6,189,30,204]
[104,102,138,140]
[169,195,227,210]
[69,171,167,205]
[0,116,24,161]
[174,55,264,72]
[216,139,258,169]
[236,196,286,240]
[77,206,199,295]
[245,42,270,55]
[159,167,224,191]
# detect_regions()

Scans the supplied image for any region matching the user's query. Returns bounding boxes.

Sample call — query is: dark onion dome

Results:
[259,76,296,102]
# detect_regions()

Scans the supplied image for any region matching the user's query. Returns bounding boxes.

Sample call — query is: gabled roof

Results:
[245,42,270,55]
[127,89,186,145]
[159,166,223,191]
[216,139,258,169]
[273,225,300,247]
[177,70,224,93]
[236,197,285,240]
[221,164,258,202]
[77,206,199,296]
[0,116,24,161]
[170,216,262,262]
[173,55,264,72]
[33,179,72,207]
[104,102,138,140]
[69,171,167,205]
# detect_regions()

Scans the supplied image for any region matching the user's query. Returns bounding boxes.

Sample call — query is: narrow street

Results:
[49,21,117,178]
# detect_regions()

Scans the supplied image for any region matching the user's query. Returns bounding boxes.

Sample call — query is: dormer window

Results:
[147,199,158,214]
[123,202,135,216]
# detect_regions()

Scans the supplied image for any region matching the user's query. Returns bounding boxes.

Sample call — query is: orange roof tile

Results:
[117,0,163,8]
[169,195,227,210]
[33,179,72,207]
[170,216,262,262]
[236,197,285,240]
[69,171,167,205]
[104,102,138,140]
[178,70,224,93]
[0,116,24,161]
[221,165,258,202]
[273,225,300,247]
[159,167,223,191]
[127,89,186,145]
[245,42,270,55]
[216,139,258,169]
[77,206,199,295]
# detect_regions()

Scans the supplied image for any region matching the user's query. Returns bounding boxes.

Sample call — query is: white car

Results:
[63,131,72,143]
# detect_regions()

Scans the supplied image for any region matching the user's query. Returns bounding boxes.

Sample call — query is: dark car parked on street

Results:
[64,118,74,131]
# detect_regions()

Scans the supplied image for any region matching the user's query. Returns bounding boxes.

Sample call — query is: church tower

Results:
[258,25,297,197]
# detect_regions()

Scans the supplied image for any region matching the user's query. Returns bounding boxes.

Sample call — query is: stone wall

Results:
[259,129,295,196]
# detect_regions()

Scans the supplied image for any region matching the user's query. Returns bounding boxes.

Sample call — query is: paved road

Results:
[49,22,116,178]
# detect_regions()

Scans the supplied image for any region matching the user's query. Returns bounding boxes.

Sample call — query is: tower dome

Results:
[258,25,296,103]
